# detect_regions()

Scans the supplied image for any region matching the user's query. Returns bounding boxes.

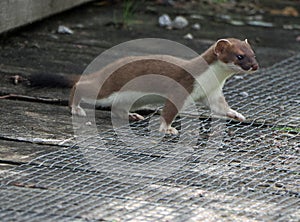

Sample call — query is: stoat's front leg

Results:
[207,89,245,122]
[226,108,245,122]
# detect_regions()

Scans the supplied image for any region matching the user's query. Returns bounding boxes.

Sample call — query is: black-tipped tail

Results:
[29,73,79,88]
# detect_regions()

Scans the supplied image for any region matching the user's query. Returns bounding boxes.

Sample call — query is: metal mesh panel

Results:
[0,54,299,221]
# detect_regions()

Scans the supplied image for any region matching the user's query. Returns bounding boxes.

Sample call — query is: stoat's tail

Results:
[29,73,80,88]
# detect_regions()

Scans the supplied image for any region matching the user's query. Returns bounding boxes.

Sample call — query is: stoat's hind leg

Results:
[69,80,97,117]
[71,105,87,117]
[69,84,87,117]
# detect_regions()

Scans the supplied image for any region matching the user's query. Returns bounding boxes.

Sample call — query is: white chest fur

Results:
[189,61,234,101]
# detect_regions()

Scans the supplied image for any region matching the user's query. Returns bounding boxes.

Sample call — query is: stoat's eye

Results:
[237,55,244,60]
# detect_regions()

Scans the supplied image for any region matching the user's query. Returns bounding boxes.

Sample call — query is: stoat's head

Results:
[214,38,259,73]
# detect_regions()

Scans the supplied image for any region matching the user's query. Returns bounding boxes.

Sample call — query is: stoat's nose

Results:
[252,64,259,71]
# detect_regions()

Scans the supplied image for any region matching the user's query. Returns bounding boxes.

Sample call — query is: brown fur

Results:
[38,38,259,134]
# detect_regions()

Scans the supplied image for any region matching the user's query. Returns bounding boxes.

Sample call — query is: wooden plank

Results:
[0,140,60,171]
[0,98,112,170]
[0,99,113,142]
[0,99,72,141]
[0,0,94,33]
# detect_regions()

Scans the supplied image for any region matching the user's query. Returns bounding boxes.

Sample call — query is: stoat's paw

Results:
[129,113,145,121]
[159,123,178,135]
[71,106,87,117]
[227,109,245,122]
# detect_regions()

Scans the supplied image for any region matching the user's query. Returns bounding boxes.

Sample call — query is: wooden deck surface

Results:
[0,1,299,221]
[1,1,299,169]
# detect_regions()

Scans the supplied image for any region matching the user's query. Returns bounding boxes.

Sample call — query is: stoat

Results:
[31,38,258,134]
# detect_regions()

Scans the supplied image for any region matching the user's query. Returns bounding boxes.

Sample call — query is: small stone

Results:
[229,20,245,26]
[246,15,263,21]
[183,33,193,40]
[172,16,189,29]
[283,25,293,30]
[74,24,84,28]
[283,24,300,30]
[57,25,74,34]
[192,23,201,30]
[158,14,172,27]
[219,14,231,21]
[49,34,59,39]
[240,92,249,97]
[247,21,274,28]
[190,14,205,20]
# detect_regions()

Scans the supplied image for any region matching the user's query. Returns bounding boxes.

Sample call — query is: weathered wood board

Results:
[0,0,94,33]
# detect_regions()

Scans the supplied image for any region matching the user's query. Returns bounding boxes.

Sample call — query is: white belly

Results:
[95,91,166,111]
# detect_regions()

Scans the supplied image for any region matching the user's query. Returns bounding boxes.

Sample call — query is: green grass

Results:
[273,127,300,133]
[122,0,136,25]
[112,0,138,28]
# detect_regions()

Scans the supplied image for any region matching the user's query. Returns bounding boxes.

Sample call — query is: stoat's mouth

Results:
[224,63,259,75]
[241,63,259,73]
[226,60,259,72]
[242,67,254,73]
[243,66,259,74]
[231,64,258,74]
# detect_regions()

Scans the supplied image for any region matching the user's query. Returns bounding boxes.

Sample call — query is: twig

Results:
[0,93,68,105]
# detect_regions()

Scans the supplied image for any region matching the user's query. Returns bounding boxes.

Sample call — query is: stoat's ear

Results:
[245,39,249,44]
[214,39,232,56]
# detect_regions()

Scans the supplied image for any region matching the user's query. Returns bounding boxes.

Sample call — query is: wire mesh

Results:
[0,54,299,221]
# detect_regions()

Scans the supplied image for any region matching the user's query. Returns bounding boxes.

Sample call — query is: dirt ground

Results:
[1,0,300,74]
